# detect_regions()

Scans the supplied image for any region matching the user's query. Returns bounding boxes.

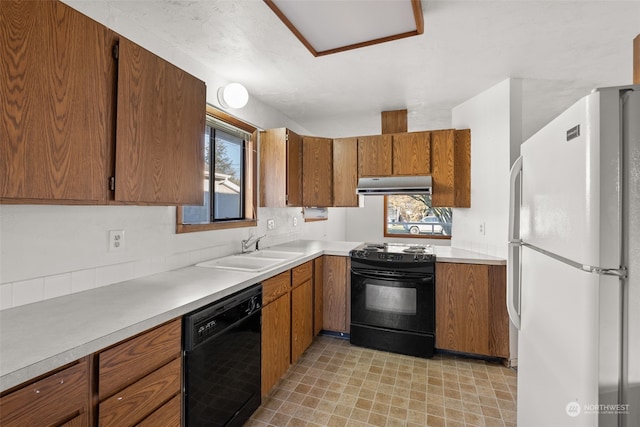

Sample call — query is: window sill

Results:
[176,218,257,234]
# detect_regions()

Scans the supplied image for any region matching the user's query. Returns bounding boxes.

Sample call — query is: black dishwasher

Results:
[183,284,262,427]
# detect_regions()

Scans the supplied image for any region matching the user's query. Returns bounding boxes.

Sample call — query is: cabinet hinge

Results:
[285,194,289,202]
[285,133,289,142]
[109,176,115,191]
[113,43,119,60]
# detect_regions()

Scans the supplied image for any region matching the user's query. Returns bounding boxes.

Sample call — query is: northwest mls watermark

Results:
[566,401,630,417]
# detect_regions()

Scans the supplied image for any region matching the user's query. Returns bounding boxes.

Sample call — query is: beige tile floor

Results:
[247,336,517,427]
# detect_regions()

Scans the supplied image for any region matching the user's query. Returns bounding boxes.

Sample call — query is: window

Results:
[384,195,452,238]
[177,106,257,233]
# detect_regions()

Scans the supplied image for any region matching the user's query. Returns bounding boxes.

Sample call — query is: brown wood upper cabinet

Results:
[0,0,206,206]
[357,135,393,176]
[114,38,205,205]
[260,128,303,207]
[392,131,432,175]
[332,137,359,207]
[431,129,471,207]
[0,0,114,204]
[302,136,333,207]
[357,132,431,177]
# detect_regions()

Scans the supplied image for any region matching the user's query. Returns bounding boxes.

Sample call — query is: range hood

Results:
[356,176,432,195]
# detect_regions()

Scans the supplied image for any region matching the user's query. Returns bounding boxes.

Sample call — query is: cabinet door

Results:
[98,319,181,400]
[260,128,302,207]
[115,37,205,205]
[357,135,392,177]
[291,279,313,364]
[286,129,303,206]
[333,138,359,207]
[313,257,324,336]
[259,128,287,207]
[431,129,470,207]
[0,358,90,427]
[0,0,114,203]
[261,292,291,397]
[392,131,431,175]
[323,255,348,333]
[436,263,490,355]
[302,136,333,207]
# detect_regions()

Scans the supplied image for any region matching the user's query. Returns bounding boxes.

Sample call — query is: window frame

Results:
[383,195,452,240]
[176,105,257,233]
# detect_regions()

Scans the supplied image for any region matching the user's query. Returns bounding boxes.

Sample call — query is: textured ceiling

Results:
[95,1,639,135]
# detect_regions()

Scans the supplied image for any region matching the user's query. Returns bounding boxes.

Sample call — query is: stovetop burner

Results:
[350,242,436,263]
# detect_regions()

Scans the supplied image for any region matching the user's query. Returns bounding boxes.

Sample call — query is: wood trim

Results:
[263,0,423,57]
[263,0,319,56]
[205,104,257,134]
[454,129,471,207]
[176,108,258,233]
[634,34,640,84]
[412,0,424,35]
[382,195,452,240]
[381,110,408,134]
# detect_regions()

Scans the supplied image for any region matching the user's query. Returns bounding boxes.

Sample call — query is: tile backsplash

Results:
[0,204,344,310]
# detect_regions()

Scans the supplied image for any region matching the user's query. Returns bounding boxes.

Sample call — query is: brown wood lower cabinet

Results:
[262,260,320,397]
[323,255,350,334]
[97,319,182,426]
[313,257,324,335]
[435,262,509,358]
[291,262,314,364]
[0,357,91,427]
[261,271,292,397]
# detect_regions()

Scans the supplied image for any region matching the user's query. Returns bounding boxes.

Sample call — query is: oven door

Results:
[351,268,434,334]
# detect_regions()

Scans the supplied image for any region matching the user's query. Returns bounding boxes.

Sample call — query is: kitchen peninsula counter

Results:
[0,240,504,392]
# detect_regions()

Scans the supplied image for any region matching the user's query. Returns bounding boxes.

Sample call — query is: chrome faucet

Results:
[241,233,266,253]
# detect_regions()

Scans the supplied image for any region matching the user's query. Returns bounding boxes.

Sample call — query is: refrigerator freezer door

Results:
[520,90,621,269]
[518,246,600,427]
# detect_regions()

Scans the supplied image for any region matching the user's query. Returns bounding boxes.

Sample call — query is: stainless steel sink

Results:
[196,250,304,272]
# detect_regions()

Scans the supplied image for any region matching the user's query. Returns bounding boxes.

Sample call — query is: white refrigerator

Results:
[508,85,639,427]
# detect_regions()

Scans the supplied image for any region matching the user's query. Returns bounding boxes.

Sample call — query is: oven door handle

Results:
[352,269,433,282]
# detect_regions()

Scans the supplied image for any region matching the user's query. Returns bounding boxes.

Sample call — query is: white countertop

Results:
[0,240,504,392]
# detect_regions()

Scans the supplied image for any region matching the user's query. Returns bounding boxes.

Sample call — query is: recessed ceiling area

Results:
[264,0,423,56]
[63,1,640,137]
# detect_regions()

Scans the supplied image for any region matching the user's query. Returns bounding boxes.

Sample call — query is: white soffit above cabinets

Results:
[264,0,424,57]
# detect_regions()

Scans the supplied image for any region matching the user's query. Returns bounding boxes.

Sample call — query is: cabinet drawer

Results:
[263,271,291,305]
[98,319,181,400]
[136,394,181,427]
[292,261,313,288]
[99,357,181,427]
[0,358,89,427]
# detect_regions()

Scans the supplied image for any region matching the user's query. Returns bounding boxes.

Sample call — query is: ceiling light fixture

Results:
[217,82,249,109]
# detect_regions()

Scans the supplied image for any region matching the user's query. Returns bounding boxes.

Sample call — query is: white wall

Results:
[344,196,452,247]
[449,79,517,258]
[0,1,346,310]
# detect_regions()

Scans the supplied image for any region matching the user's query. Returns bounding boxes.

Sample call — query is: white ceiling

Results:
[98,1,639,136]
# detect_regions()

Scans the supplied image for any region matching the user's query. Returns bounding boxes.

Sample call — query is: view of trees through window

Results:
[385,195,453,237]
[182,120,247,224]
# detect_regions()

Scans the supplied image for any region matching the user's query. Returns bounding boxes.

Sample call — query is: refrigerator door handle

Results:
[508,155,522,244]
[507,156,523,330]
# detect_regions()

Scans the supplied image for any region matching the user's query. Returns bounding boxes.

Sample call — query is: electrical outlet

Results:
[293,216,298,227]
[479,222,486,235]
[109,229,125,252]
[267,219,275,230]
